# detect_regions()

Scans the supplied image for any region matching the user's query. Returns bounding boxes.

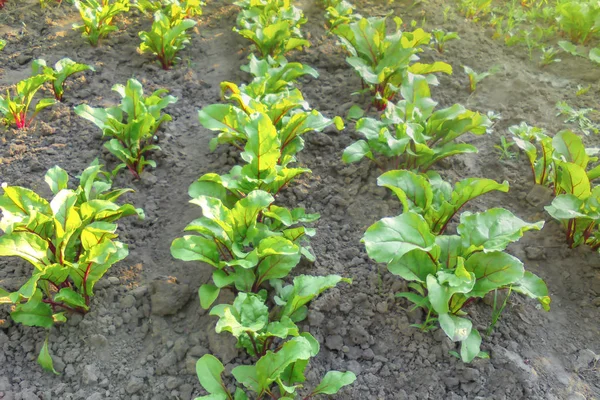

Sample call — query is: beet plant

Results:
[342,75,491,171]
[431,29,460,53]
[545,179,600,250]
[0,39,5,51]
[190,112,312,206]
[73,0,130,46]
[325,0,361,31]
[377,170,509,234]
[197,340,355,399]
[556,1,600,44]
[0,75,56,129]
[463,65,500,93]
[32,58,95,101]
[139,11,197,70]
[510,124,600,192]
[240,54,319,95]
[75,78,177,178]
[363,205,549,362]
[234,0,310,60]
[195,278,356,398]
[199,85,342,157]
[332,16,452,110]
[135,0,203,18]
[171,189,318,309]
[0,161,143,372]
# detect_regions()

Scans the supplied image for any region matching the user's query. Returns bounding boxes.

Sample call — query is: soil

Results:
[0,0,599,399]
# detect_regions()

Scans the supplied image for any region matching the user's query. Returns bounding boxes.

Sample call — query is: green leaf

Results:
[11,291,54,328]
[558,162,591,198]
[199,284,220,309]
[196,355,230,400]
[278,275,351,321]
[342,140,372,163]
[513,271,551,311]
[0,232,50,269]
[310,371,357,396]
[438,313,472,342]
[171,236,220,267]
[255,336,314,391]
[464,252,524,297]
[363,211,437,264]
[552,130,589,169]
[44,166,69,195]
[38,337,58,375]
[54,288,88,310]
[590,47,600,63]
[347,105,365,120]
[460,328,482,363]
[458,209,544,253]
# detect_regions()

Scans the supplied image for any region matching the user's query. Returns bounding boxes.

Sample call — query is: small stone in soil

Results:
[325,335,344,351]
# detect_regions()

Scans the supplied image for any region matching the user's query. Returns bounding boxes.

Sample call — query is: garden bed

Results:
[0,0,599,399]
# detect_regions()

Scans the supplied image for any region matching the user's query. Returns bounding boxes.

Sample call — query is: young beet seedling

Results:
[332,16,452,110]
[75,78,177,178]
[32,58,95,101]
[139,11,197,70]
[539,46,561,67]
[0,161,143,372]
[73,0,130,46]
[463,65,500,93]
[431,29,460,53]
[0,39,5,51]
[0,75,56,129]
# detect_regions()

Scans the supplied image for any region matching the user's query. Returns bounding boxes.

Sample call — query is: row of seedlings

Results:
[0,0,196,371]
[171,0,357,398]
[322,0,552,362]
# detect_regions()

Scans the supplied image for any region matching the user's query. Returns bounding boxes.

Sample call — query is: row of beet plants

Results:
[0,0,195,373]
[170,0,356,398]
[323,0,552,362]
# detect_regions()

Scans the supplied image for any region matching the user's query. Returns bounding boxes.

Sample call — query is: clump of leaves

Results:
[190,112,312,205]
[545,171,600,250]
[431,29,460,53]
[233,0,310,60]
[510,124,600,191]
[377,169,509,234]
[556,101,599,135]
[196,285,356,398]
[239,54,319,95]
[75,78,177,178]
[196,339,355,399]
[332,16,452,110]
[135,0,203,18]
[363,204,549,361]
[0,75,56,129]
[0,161,143,372]
[342,75,491,171]
[73,0,130,46]
[171,189,319,309]
[198,83,342,157]
[463,65,500,93]
[139,11,196,70]
[539,46,561,66]
[325,0,361,31]
[212,276,350,358]
[555,0,600,44]
[32,58,95,101]
[458,0,492,20]
[495,136,517,160]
